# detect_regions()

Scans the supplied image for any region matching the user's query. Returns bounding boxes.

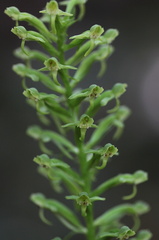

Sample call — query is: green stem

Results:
[57,26,73,98]
[85,205,96,240]
[75,129,95,240]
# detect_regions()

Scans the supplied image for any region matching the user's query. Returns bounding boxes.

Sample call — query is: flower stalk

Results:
[5,1,152,240]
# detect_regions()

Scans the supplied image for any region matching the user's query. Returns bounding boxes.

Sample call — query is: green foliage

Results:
[5,1,152,240]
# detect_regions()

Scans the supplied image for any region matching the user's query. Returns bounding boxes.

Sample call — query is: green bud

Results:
[89,24,104,40]
[102,28,119,44]
[33,154,70,169]
[11,26,27,40]
[98,226,135,239]
[23,88,39,101]
[11,26,47,55]
[63,0,87,19]
[112,83,127,98]
[23,88,57,101]
[118,226,135,240]
[4,6,20,21]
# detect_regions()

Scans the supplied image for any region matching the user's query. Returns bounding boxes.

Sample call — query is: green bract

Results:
[5,1,152,240]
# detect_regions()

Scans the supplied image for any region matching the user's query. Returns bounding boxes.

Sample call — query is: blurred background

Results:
[1,0,159,239]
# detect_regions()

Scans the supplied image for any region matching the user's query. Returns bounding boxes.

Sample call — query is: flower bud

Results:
[89,24,104,40]
[4,7,20,21]
[11,26,27,40]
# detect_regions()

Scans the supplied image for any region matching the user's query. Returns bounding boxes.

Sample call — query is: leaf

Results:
[13,64,64,92]
[13,47,49,62]
[30,193,84,232]
[27,126,75,150]
[27,125,78,159]
[91,170,148,197]
[94,201,150,227]
[86,114,115,149]
[86,89,114,116]
[87,106,131,148]
[48,168,82,194]
[71,45,113,85]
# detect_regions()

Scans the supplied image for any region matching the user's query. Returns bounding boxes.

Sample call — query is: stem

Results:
[57,24,73,98]
[76,131,95,240]
[85,205,95,240]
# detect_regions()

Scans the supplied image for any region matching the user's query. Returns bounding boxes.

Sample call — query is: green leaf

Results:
[91,170,148,197]
[87,106,130,148]
[112,83,127,98]
[53,169,82,194]
[27,125,78,159]
[72,45,113,84]
[94,201,150,227]
[86,89,114,116]
[30,193,84,232]
[86,114,115,149]
[14,47,49,62]
[13,64,65,93]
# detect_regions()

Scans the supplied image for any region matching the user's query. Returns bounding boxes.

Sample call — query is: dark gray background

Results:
[1,0,159,239]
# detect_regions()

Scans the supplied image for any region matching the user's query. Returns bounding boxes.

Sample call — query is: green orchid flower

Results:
[40,0,72,34]
[39,57,76,85]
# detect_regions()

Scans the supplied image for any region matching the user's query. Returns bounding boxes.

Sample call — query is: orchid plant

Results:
[5,1,152,240]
